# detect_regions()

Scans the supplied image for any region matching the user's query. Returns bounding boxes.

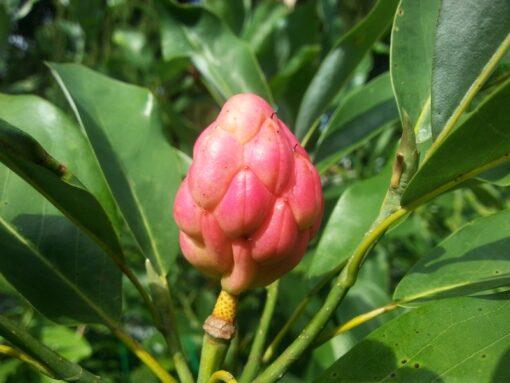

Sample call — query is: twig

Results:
[240,281,279,383]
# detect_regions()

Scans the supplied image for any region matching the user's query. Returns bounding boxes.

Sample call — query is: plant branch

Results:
[261,265,343,364]
[240,281,279,383]
[146,261,195,383]
[0,344,56,378]
[0,315,101,383]
[110,325,178,383]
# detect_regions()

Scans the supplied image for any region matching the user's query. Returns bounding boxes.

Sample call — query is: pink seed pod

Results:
[174,93,323,294]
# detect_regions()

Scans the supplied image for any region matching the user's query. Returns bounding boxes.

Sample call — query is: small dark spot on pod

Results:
[401,359,407,365]
[414,363,420,369]
[481,354,486,359]
[390,373,396,378]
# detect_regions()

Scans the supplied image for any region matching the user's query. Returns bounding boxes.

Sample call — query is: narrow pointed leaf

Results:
[402,79,510,206]
[431,0,510,139]
[315,72,398,171]
[49,63,184,275]
[294,0,399,139]
[319,294,510,382]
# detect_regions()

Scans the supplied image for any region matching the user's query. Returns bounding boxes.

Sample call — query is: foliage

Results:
[0,0,509,382]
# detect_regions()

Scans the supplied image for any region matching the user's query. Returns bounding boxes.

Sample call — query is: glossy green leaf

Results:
[402,79,510,206]
[49,63,183,275]
[318,294,510,382]
[390,0,440,143]
[0,315,101,382]
[309,169,390,277]
[431,0,510,139]
[0,155,121,324]
[315,73,398,172]
[294,0,399,139]
[394,209,510,302]
[158,1,272,104]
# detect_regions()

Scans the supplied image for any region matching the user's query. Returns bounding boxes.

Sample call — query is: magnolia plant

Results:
[0,0,509,383]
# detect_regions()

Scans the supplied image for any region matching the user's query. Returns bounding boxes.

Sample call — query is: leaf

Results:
[477,162,510,186]
[0,315,101,382]
[309,168,390,277]
[241,0,287,54]
[49,63,183,275]
[394,209,510,302]
[431,0,510,140]
[0,159,122,323]
[0,116,125,258]
[314,72,398,172]
[294,0,399,139]
[318,293,510,382]
[41,326,92,363]
[203,0,248,35]
[158,1,273,104]
[390,0,441,144]
[402,78,510,206]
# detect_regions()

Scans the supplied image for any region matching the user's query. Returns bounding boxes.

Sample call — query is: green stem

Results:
[146,261,194,383]
[262,266,343,364]
[198,335,229,383]
[240,281,280,383]
[0,315,101,382]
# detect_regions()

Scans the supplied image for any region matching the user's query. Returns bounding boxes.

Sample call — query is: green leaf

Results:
[394,209,510,302]
[318,294,510,382]
[390,0,441,143]
[41,326,92,363]
[241,0,287,54]
[0,115,125,259]
[315,72,398,172]
[0,315,101,382]
[49,63,183,275]
[309,169,390,277]
[402,78,510,206]
[0,157,121,323]
[431,0,510,140]
[294,0,399,139]
[203,0,248,35]
[158,1,272,104]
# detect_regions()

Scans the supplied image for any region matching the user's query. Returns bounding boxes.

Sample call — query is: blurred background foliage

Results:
[0,0,509,382]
